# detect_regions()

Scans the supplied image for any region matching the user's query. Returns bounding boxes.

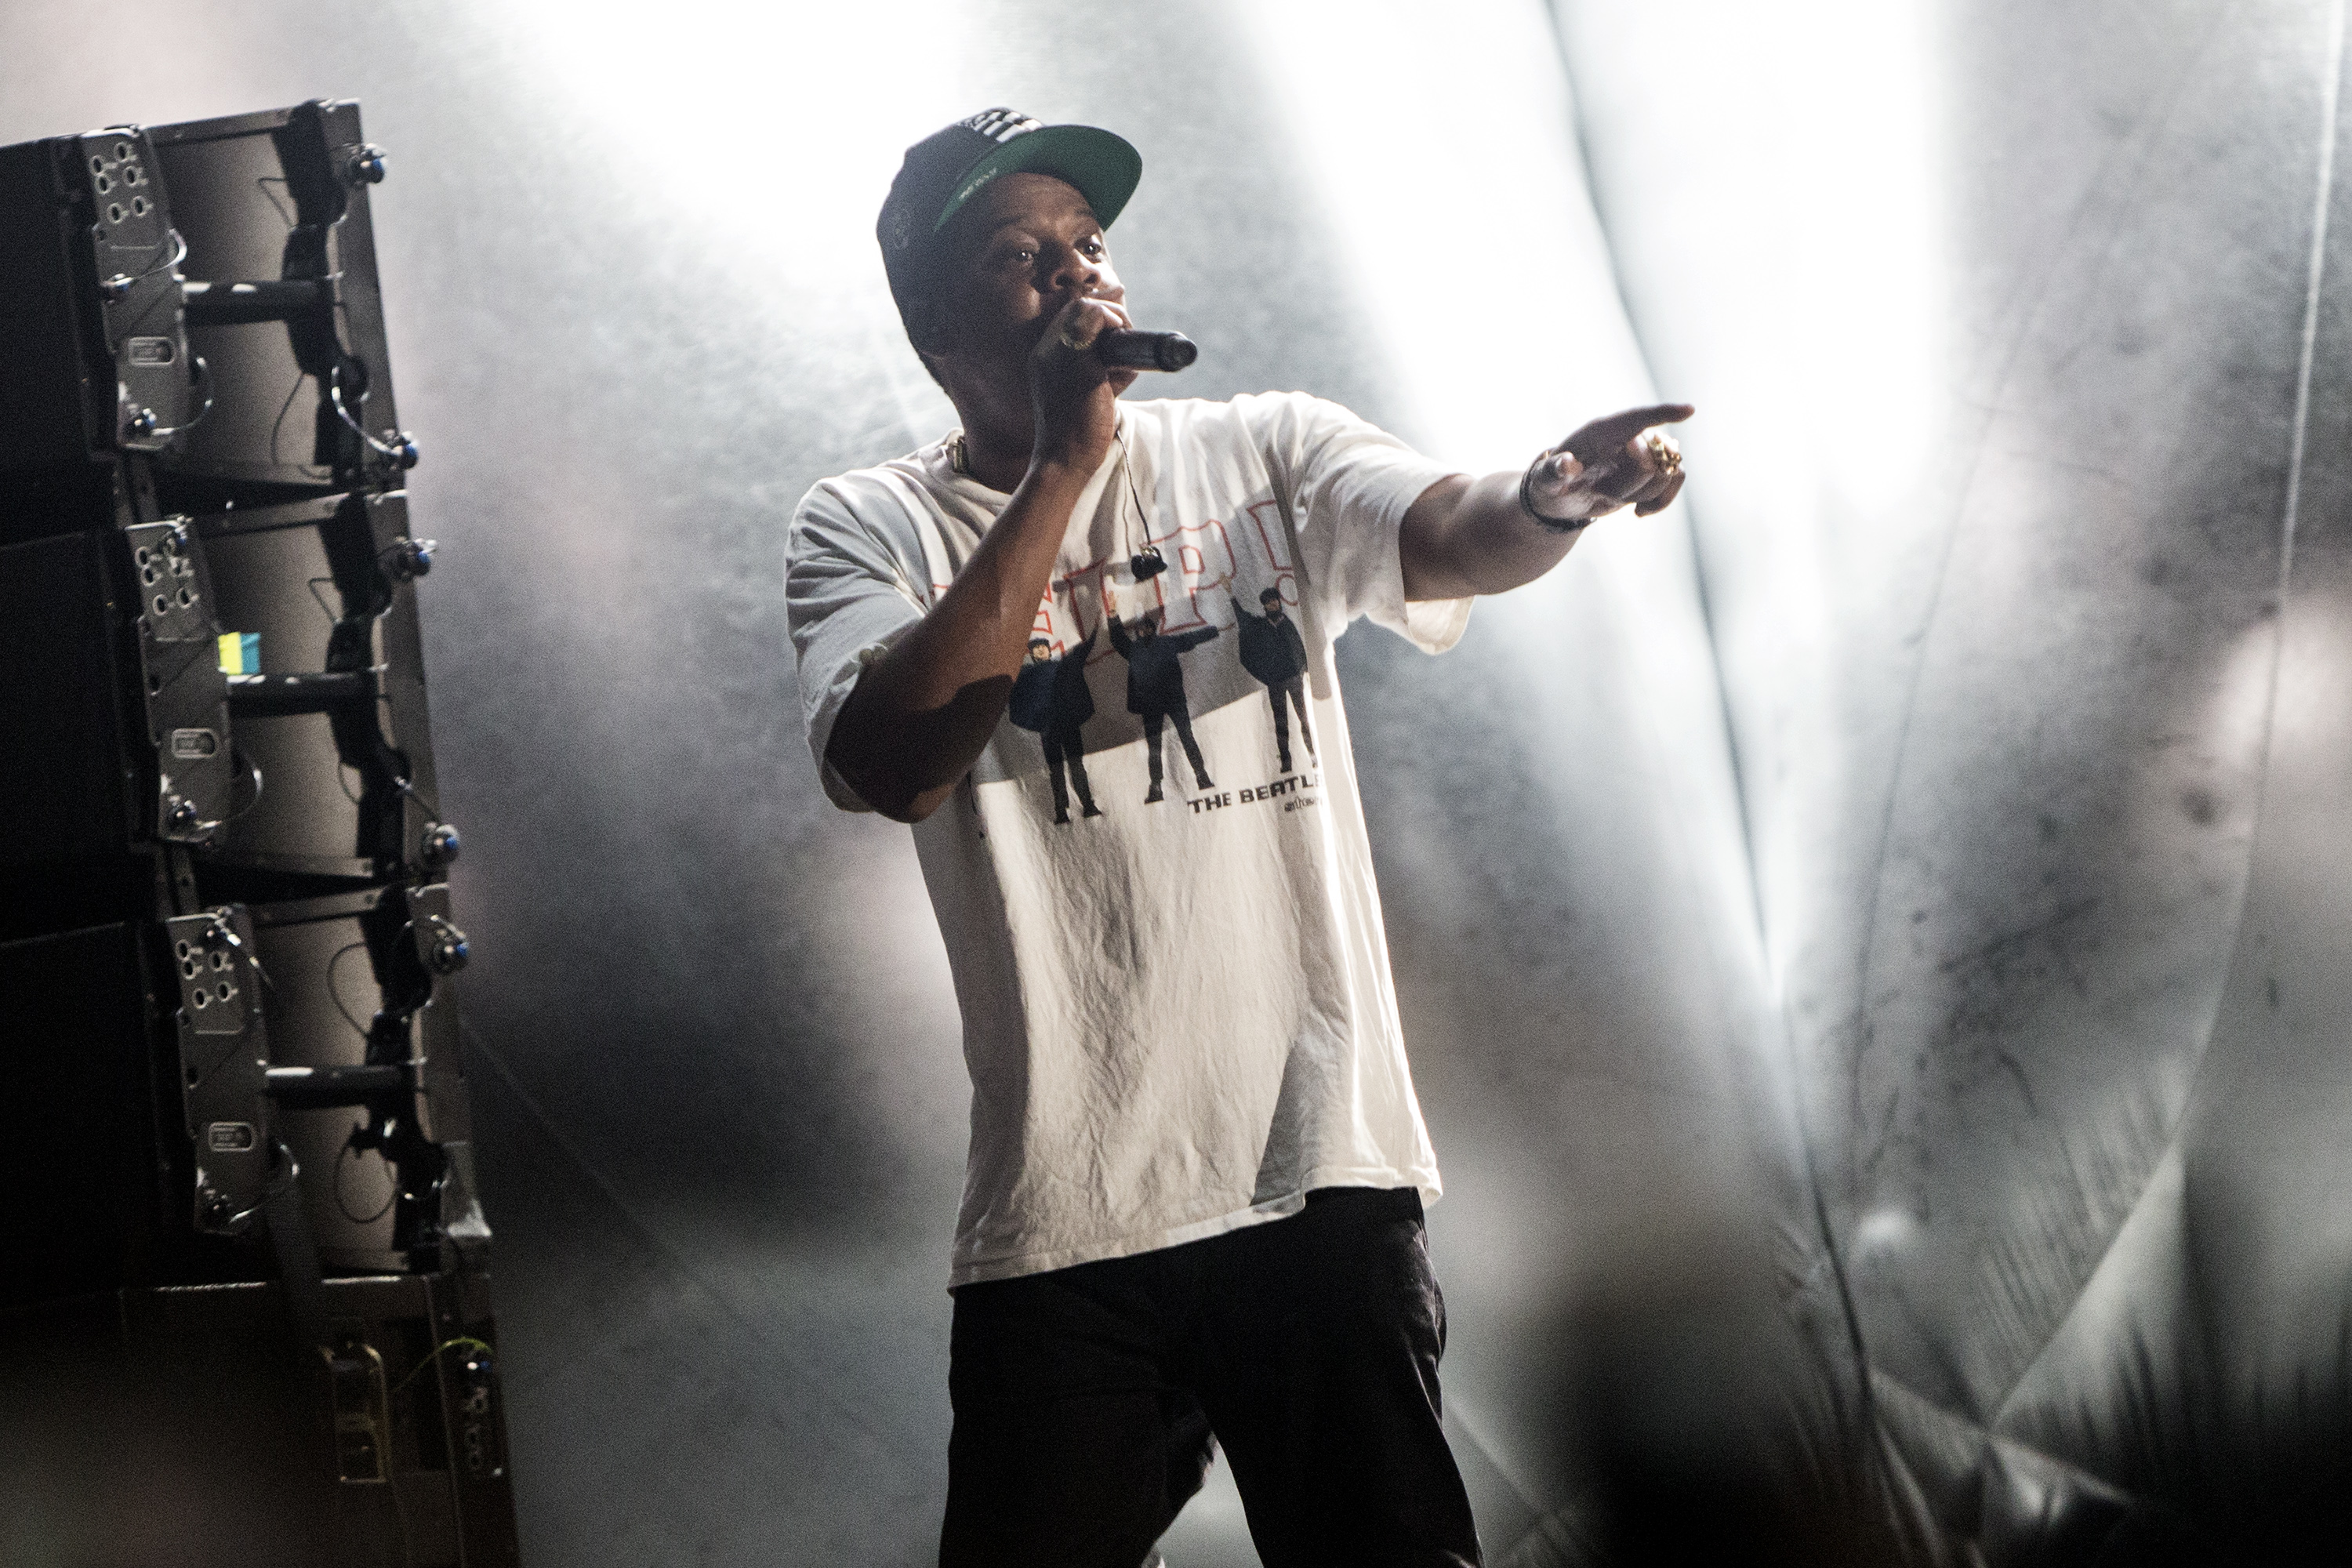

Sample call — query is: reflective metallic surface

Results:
[3,0,2347,1562]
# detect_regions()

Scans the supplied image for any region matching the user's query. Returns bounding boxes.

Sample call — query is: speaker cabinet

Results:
[148,100,407,504]
[0,923,178,1307]
[0,523,236,925]
[248,884,476,1275]
[0,916,275,1308]
[196,490,441,885]
[2,1275,518,1567]
[0,97,514,1560]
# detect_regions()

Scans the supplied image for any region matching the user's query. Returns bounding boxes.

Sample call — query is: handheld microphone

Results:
[1096,329,1199,372]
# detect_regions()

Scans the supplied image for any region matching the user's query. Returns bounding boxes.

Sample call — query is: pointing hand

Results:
[1523,403,1694,523]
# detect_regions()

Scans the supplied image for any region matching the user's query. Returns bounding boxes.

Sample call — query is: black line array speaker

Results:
[198,489,442,882]
[6,1274,510,1567]
[149,103,407,498]
[0,100,517,1566]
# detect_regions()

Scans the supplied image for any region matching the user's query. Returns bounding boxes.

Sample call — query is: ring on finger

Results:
[1641,430,1682,477]
[1058,325,1094,351]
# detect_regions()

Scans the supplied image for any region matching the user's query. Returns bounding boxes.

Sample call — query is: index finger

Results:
[1559,402,1696,463]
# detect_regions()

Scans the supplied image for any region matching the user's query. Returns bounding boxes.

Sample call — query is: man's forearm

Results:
[1399,471,1581,601]
[827,460,1090,821]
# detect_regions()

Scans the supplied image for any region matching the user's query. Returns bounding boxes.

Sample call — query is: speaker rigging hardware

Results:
[168,268,421,474]
[98,223,184,299]
[166,906,275,1234]
[328,359,420,472]
[123,353,214,444]
[0,97,518,1565]
[183,488,448,884]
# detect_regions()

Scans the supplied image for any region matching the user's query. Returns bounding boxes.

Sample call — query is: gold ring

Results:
[1058,326,1092,351]
[1642,430,1682,477]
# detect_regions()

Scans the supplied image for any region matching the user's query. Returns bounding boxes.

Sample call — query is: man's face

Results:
[1027,640,1051,663]
[1134,613,1159,640]
[935,172,1132,378]
[1261,593,1284,621]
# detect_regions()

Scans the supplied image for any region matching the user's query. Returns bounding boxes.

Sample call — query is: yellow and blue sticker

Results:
[216,631,260,674]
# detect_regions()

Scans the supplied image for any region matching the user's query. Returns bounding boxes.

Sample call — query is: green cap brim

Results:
[934,125,1142,235]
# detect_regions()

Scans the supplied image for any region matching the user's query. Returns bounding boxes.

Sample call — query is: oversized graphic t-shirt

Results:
[787,393,1471,1286]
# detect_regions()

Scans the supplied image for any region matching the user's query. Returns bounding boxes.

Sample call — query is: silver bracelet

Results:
[1518,452,1591,535]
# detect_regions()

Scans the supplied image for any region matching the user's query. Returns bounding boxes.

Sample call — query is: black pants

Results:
[1267,677,1314,768]
[939,1188,1481,1568]
[1042,722,1097,819]
[1139,702,1210,793]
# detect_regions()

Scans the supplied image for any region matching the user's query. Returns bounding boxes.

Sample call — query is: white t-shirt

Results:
[787,392,1471,1287]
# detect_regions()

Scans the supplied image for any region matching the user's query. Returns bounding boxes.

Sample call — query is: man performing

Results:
[1232,586,1315,775]
[1105,605,1218,802]
[1008,627,1102,824]
[786,107,1687,1566]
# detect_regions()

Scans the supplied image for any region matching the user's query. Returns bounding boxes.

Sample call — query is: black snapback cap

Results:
[879,108,1142,346]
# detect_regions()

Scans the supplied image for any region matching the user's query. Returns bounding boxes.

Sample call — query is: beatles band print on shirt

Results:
[1001,498,1323,826]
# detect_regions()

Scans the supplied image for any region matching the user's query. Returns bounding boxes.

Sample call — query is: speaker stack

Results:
[0,102,518,1564]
